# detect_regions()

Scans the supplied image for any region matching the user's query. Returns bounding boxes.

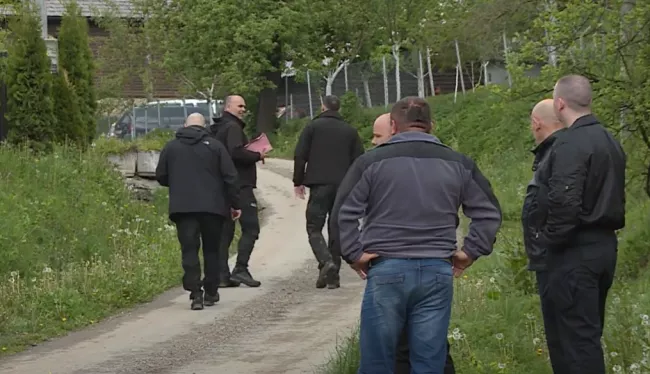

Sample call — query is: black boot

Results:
[317,261,335,289]
[326,267,340,289]
[204,291,220,307]
[190,291,204,310]
[230,266,261,288]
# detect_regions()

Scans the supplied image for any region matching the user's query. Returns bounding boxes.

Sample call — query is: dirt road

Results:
[0,159,365,374]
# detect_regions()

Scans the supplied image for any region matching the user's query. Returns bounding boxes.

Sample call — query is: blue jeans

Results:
[358,258,454,374]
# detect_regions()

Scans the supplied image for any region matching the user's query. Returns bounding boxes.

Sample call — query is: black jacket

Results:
[293,111,364,187]
[209,112,261,188]
[521,129,564,271]
[538,114,626,251]
[155,126,241,219]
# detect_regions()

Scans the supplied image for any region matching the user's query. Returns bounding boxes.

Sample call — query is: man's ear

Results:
[391,119,398,134]
[430,120,436,132]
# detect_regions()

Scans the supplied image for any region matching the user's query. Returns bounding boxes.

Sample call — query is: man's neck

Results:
[565,111,591,127]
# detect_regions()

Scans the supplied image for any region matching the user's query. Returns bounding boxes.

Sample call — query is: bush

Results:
[271,90,650,374]
[52,72,85,145]
[58,0,97,142]
[5,2,56,148]
[0,145,179,354]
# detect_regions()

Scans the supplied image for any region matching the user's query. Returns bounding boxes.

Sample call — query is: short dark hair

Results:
[390,96,432,132]
[323,95,341,111]
[554,74,592,110]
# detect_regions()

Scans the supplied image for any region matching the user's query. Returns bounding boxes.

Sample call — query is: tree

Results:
[5,2,56,147]
[52,71,85,144]
[58,1,97,142]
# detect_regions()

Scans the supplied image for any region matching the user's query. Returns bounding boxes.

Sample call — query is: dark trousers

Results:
[305,184,341,272]
[218,187,260,278]
[395,329,455,374]
[540,232,617,374]
[173,213,224,296]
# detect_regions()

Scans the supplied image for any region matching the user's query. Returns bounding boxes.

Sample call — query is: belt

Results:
[369,257,452,267]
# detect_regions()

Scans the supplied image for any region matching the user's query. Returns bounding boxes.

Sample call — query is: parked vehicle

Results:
[109,99,224,139]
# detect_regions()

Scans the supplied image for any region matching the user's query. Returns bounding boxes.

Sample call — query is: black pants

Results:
[173,213,224,296]
[306,184,341,272]
[218,187,260,278]
[540,232,617,374]
[395,328,455,374]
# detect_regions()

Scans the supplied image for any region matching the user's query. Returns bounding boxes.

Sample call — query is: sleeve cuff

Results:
[343,247,363,264]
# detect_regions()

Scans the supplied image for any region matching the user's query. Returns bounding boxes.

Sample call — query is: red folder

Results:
[245,133,273,154]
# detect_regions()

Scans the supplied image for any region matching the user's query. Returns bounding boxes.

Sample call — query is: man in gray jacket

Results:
[332,97,502,373]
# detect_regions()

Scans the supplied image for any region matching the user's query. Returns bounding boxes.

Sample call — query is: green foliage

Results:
[5,2,56,148]
[52,72,85,145]
[135,128,175,152]
[0,144,178,354]
[93,136,138,155]
[58,1,97,142]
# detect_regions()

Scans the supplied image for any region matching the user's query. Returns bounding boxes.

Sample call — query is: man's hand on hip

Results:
[231,208,242,221]
[452,247,474,277]
[350,252,379,280]
[294,185,306,200]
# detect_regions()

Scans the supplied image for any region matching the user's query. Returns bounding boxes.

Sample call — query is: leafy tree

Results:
[58,0,97,142]
[5,2,56,147]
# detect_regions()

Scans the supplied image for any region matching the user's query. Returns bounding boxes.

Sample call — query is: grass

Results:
[273,88,650,374]
[0,143,242,356]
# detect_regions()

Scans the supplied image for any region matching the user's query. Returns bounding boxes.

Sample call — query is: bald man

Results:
[156,113,241,310]
[539,75,626,374]
[210,95,265,288]
[371,113,394,146]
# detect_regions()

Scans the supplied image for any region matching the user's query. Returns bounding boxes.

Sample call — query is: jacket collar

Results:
[569,114,599,130]
[316,110,343,120]
[531,128,565,155]
[382,131,444,147]
[220,111,246,128]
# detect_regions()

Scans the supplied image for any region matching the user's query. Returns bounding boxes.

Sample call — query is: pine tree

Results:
[58,1,97,143]
[52,71,85,144]
[5,2,56,146]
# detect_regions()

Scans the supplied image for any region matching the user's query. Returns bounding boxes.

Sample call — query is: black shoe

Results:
[326,265,340,289]
[190,292,204,310]
[230,267,261,288]
[204,292,220,307]
[218,279,241,288]
[316,261,335,289]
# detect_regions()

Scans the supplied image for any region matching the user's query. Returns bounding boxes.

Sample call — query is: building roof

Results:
[0,0,137,18]
[48,0,135,17]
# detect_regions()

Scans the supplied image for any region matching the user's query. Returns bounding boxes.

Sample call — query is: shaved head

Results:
[185,112,206,127]
[552,74,592,126]
[530,99,564,145]
[372,113,393,146]
[224,95,246,119]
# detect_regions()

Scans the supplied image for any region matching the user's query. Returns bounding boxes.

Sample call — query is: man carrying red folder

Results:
[210,95,267,288]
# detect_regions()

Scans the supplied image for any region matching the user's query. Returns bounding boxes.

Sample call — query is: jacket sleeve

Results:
[292,123,314,186]
[540,140,588,249]
[460,159,502,260]
[155,145,170,187]
[217,142,241,210]
[331,158,371,264]
[227,125,261,165]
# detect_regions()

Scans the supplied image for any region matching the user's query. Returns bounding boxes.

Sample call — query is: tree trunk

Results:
[426,47,435,96]
[392,43,401,100]
[417,50,425,97]
[254,70,282,134]
[362,76,372,107]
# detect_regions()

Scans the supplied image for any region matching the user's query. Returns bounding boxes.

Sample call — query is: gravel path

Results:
[0,159,365,374]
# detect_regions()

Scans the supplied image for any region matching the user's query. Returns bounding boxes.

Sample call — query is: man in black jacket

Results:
[293,95,364,289]
[539,75,626,374]
[521,99,566,371]
[155,113,241,310]
[210,95,266,288]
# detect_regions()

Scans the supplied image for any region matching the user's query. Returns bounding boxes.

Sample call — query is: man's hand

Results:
[294,185,306,200]
[350,252,379,280]
[231,208,242,221]
[258,151,266,164]
[452,248,474,278]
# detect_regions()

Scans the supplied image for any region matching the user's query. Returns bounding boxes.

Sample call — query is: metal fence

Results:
[277,52,479,123]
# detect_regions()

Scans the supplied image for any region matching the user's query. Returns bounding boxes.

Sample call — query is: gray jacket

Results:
[331,131,502,264]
